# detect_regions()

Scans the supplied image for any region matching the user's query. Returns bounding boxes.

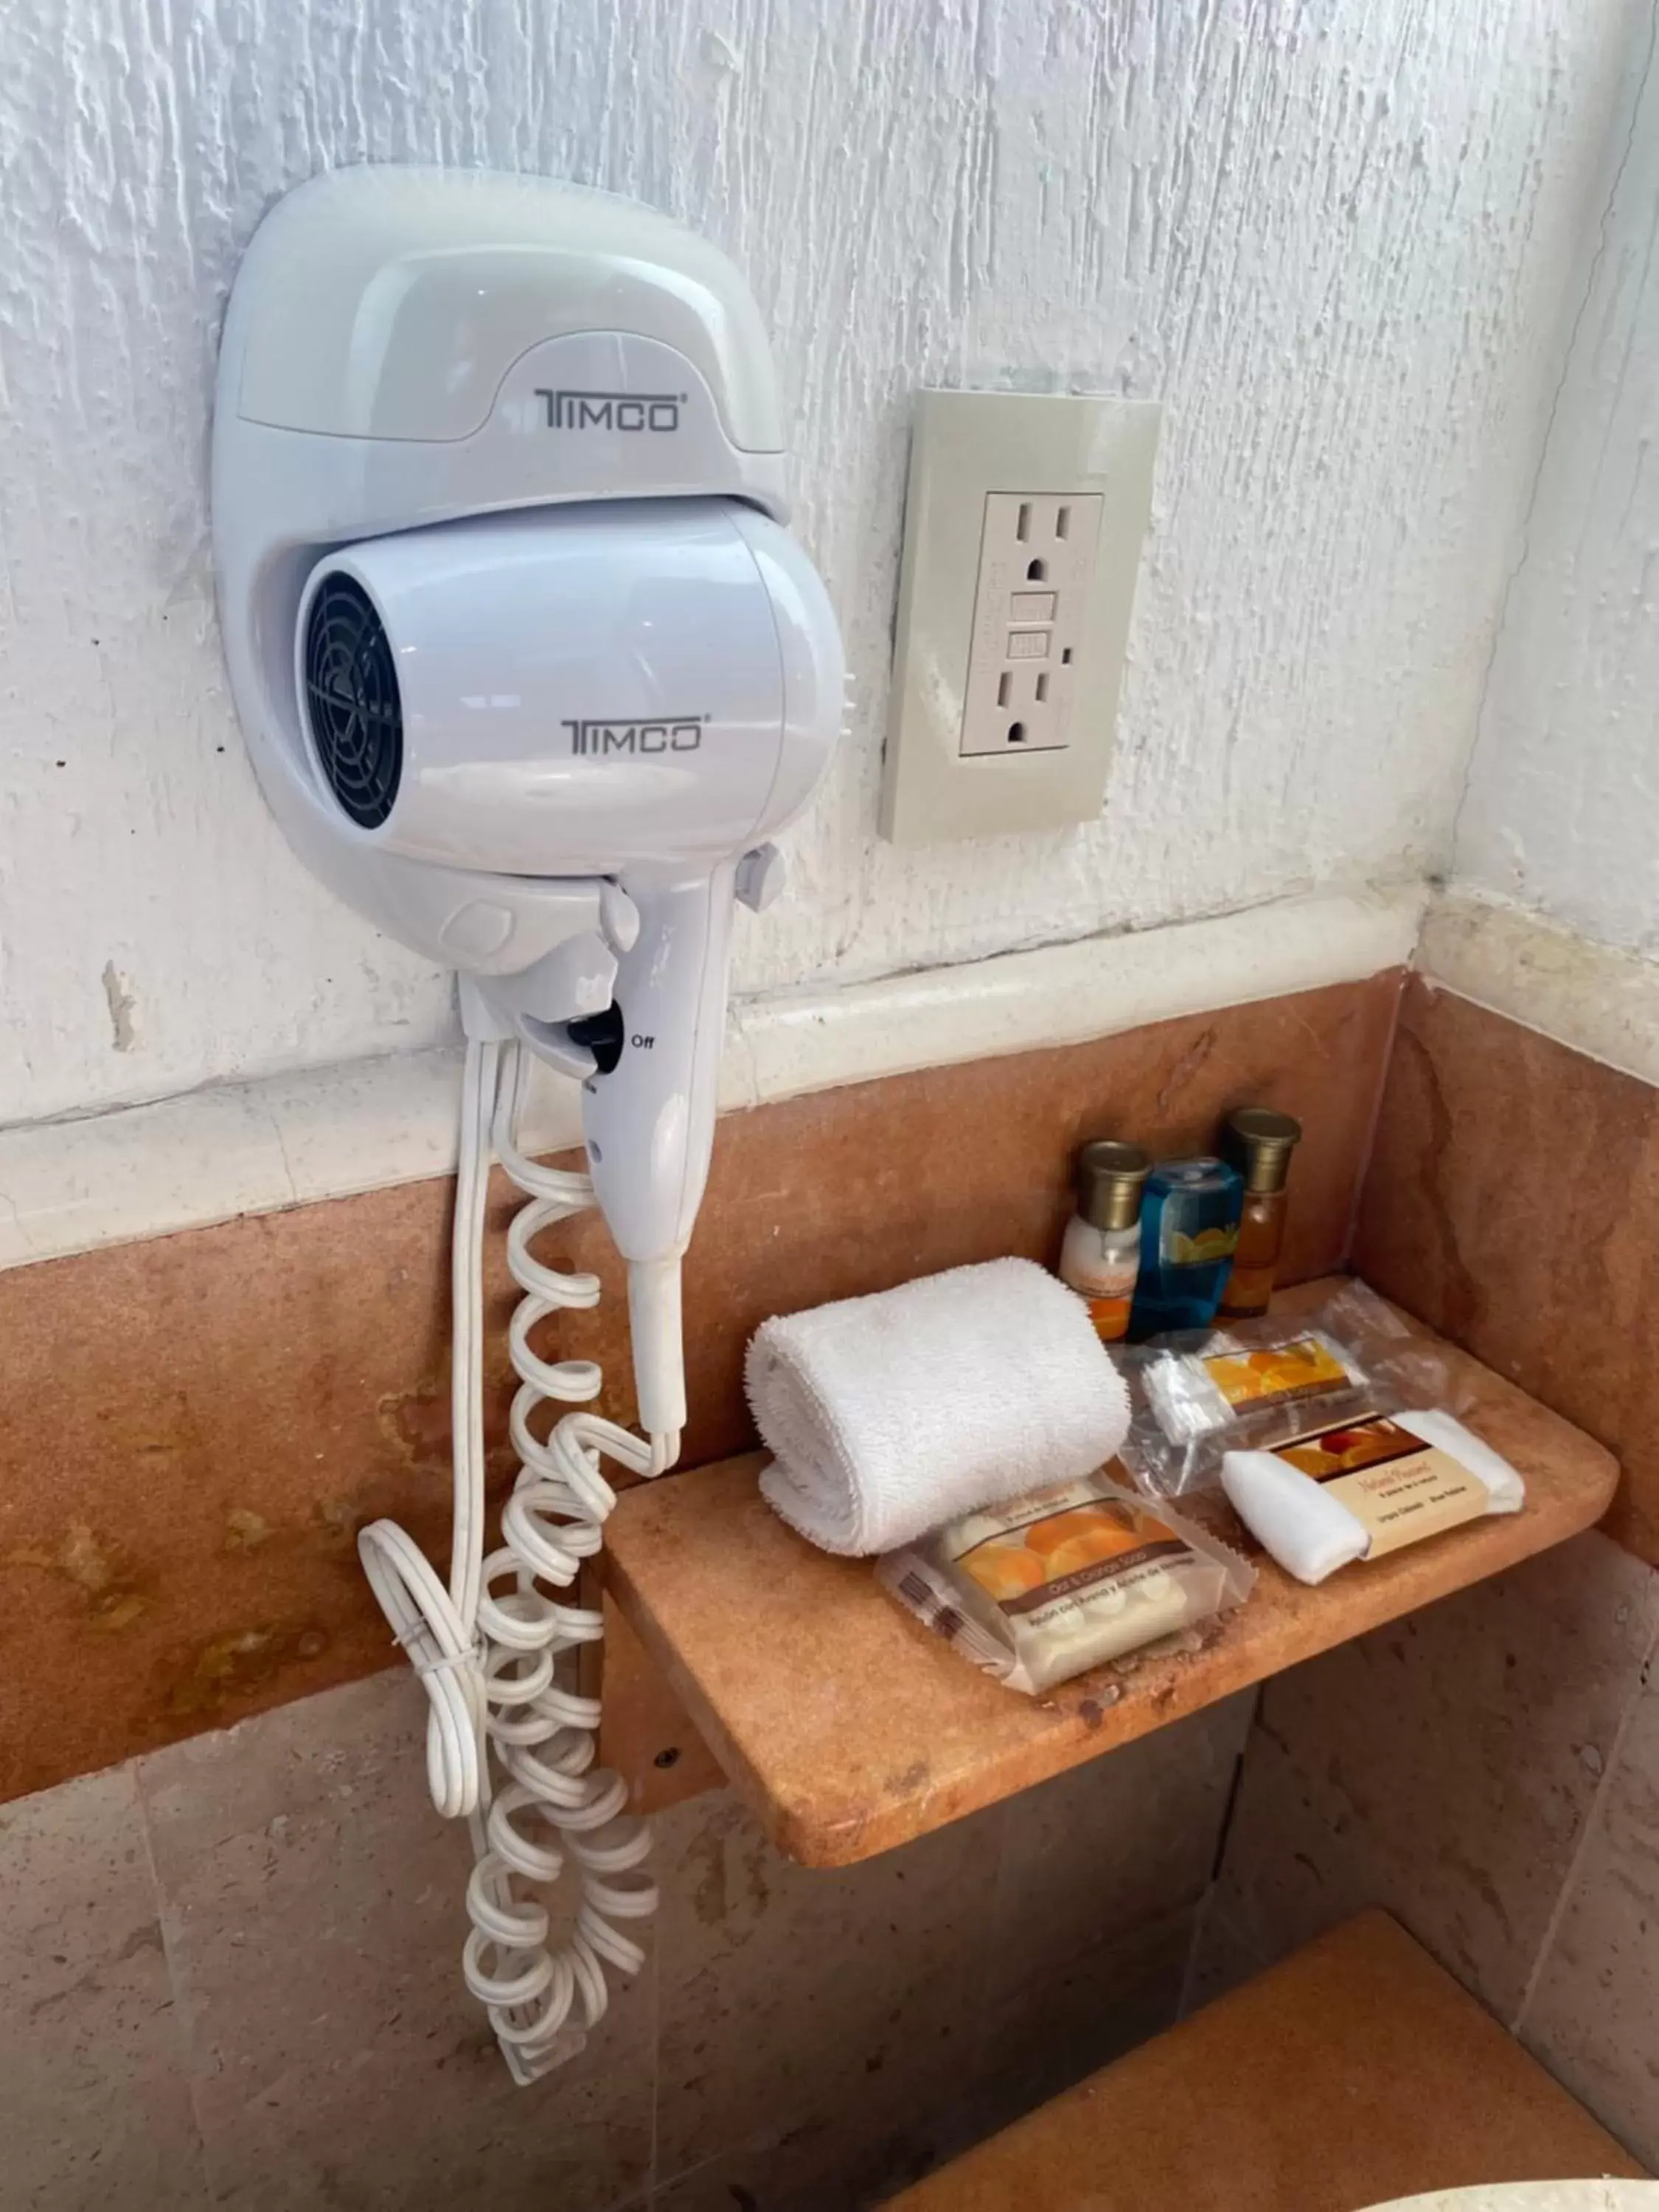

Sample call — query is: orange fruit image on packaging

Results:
[1202,1335,1350,1410]
[961,1499,1177,1607]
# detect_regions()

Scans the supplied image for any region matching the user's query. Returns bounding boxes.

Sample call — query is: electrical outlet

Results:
[961,493,1102,754]
[880,391,1160,844]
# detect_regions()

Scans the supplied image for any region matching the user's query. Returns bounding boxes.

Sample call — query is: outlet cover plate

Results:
[879,389,1161,846]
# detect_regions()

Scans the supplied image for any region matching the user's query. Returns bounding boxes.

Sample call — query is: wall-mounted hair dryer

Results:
[289,493,838,1438]
[215,165,842,1444]
[212,167,844,2081]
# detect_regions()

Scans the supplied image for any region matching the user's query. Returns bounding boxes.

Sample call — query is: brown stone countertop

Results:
[602,1279,1618,1868]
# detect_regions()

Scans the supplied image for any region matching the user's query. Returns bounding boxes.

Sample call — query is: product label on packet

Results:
[1200,1335,1352,1412]
[1278,1415,1489,1557]
[950,1493,1193,1621]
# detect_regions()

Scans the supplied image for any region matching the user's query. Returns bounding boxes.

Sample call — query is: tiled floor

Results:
[3,1669,1251,2210]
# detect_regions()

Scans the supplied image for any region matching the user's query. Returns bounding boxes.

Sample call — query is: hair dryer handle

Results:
[580,861,737,1438]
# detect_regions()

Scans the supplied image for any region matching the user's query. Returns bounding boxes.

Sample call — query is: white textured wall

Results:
[0,1,1642,1124]
[1454,11,1659,963]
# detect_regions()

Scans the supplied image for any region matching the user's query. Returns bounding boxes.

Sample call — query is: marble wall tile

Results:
[650,1784,1004,2197]
[1519,1669,1659,2169]
[1354,977,1659,1565]
[1,973,1398,1802]
[1,1646,1253,2208]
[959,1908,1194,2157]
[652,1910,1195,2212]
[1211,1534,1659,2023]
[137,1669,655,2212]
[984,1694,1251,2007]
[0,1173,470,1805]
[0,1763,208,2211]
[647,1717,1242,2212]
[1180,1893,1272,2017]
[17,1552,1652,2206]
[1218,978,1659,2167]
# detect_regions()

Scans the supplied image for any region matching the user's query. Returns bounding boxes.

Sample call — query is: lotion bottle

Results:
[1059,1141,1151,1343]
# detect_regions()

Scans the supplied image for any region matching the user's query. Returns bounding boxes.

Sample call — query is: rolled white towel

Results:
[747,1257,1131,1556]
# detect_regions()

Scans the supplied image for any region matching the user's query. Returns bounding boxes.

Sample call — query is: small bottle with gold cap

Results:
[1059,1141,1152,1342]
[1219,1107,1303,1318]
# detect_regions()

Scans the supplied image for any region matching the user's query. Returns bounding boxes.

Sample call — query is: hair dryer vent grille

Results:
[303,574,403,830]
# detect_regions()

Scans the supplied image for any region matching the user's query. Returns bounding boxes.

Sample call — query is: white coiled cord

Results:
[358,1036,678,2084]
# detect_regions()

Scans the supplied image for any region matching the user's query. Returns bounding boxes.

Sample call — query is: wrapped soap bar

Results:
[877,1473,1254,1694]
[1221,1408,1526,1586]
[1119,1280,1459,1498]
[1141,1327,1368,1444]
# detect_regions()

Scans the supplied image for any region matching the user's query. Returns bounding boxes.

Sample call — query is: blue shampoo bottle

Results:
[1129,1156,1245,1337]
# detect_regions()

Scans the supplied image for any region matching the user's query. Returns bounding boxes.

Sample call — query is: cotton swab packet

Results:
[1221,1407,1525,1586]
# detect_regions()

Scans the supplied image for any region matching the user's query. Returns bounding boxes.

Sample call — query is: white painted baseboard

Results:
[0,883,1424,1271]
[1416,894,1659,1089]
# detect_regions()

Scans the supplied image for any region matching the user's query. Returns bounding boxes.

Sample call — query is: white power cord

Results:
[358,1036,678,2084]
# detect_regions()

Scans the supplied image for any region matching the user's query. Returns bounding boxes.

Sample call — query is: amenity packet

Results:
[1220,1407,1526,1586]
[1119,1280,1458,1498]
[877,1472,1255,1694]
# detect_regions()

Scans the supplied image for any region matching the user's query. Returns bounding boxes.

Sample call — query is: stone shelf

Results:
[603,1280,1618,1868]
